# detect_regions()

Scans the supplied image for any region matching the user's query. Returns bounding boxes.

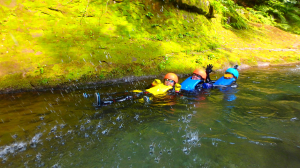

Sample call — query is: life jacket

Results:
[180,77,203,91]
[145,84,173,95]
[214,76,236,86]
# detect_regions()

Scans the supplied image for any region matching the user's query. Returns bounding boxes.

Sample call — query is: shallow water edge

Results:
[1,62,299,95]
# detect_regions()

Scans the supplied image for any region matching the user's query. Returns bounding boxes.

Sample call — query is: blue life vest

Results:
[214,76,236,86]
[181,77,203,91]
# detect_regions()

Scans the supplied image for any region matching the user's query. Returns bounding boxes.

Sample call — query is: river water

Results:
[0,65,300,167]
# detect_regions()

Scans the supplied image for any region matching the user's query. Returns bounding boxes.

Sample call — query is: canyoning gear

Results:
[214,76,236,86]
[165,79,175,83]
[164,79,175,87]
[225,68,239,79]
[224,73,233,79]
[181,77,203,91]
[132,90,143,93]
[205,64,213,83]
[193,69,207,80]
[145,84,173,96]
[209,65,239,87]
[95,93,101,106]
[202,82,213,89]
[175,83,181,92]
[192,73,202,79]
[164,73,178,83]
[152,79,162,86]
[180,65,214,91]
[94,92,134,106]
[93,73,181,107]
[206,64,213,74]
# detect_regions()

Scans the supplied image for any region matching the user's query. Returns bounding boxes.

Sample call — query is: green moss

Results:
[0,0,299,92]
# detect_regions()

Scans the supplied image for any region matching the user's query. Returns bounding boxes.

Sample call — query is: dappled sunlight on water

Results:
[0,65,300,167]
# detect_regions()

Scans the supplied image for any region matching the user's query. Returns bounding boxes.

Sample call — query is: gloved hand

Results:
[233,65,238,69]
[152,79,162,86]
[175,83,181,92]
[206,64,213,74]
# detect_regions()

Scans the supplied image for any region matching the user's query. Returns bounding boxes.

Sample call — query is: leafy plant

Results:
[40,78,48,85]
[158,56,170,70]
[253,0,300,32]
[212,0,248,29]
[156,34,163,41]
[208,43,220,50]
[37,63,46,74]
[133,66,143,76]
[195,56,204,64]
[178,33,184,38]
[149,34,163,41]
[151,24,160,28]
[195,47,205,52]
[146,12,154,19]
[207,54,218,60]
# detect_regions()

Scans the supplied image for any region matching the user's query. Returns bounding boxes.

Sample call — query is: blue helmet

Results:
[226,68,239,79]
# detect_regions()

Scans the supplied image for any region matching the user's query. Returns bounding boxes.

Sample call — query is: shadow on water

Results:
[0,65,300,167]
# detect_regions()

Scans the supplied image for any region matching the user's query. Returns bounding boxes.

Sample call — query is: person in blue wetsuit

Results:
[181,64,213,91]
[94,73,181,106]
[211,65,239,88]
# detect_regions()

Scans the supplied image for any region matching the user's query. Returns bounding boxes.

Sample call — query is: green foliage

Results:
[146,12,154,18]
[40,78,48,85]
[1,0,300,91]
[178,32,192,38]
[254,0,300,32]
[195,47,206,52]
[195,56,204,64]
[37,64,46,75]
[156,34,163,41]
[207,54,219,60]
[211,0,248,29]
[151,24,160,28]
[133,66,143,76]
[150,34,163,41]
[158,55,170,70]
[207,43,220,50]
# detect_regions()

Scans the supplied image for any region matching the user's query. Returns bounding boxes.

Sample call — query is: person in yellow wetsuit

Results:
[94,73,181,106]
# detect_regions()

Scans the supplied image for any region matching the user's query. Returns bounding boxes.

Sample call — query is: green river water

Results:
[0,65,300,167]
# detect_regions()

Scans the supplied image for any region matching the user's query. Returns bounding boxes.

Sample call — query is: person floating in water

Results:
[94,73,181,106]
[180,64,213,91]
[213,65,239,87]
[202,65,239,89]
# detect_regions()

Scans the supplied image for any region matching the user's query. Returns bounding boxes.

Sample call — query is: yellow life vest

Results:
[145,84,173,96]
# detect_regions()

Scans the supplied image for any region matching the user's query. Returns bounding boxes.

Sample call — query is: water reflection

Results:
[0,65,300,167]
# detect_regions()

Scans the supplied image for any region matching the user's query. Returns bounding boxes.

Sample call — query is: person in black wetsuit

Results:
[94,73,181,106]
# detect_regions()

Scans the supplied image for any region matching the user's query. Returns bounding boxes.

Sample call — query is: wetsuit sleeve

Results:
[206,75,212,83]
[101,95,133,105]
[205,64,213,83]
[195,81,204,90]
